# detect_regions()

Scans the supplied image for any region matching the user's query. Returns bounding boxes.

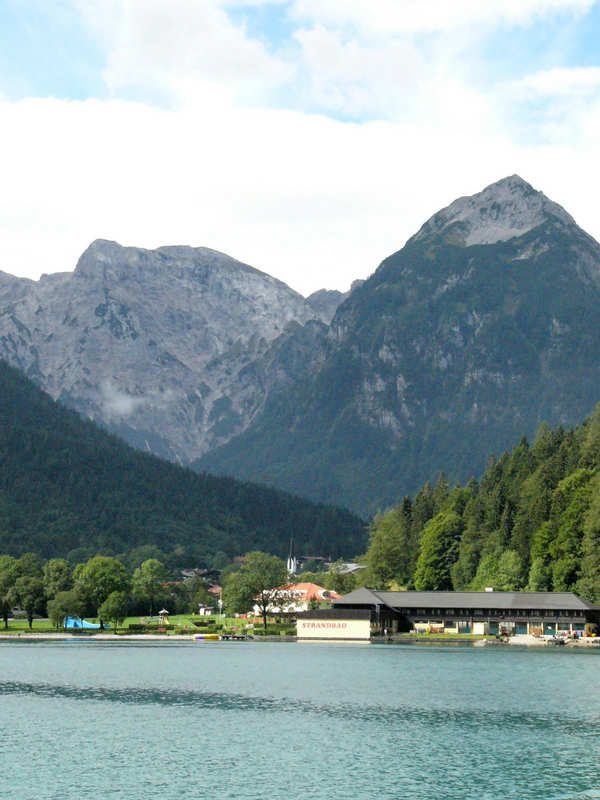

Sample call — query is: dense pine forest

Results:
[365,409,600,603]
[0,361,366,565]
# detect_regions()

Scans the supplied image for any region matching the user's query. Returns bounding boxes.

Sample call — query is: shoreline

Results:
[0,632,296,642]
[1,632,600,647]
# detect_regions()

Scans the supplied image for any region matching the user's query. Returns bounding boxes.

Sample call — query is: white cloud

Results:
[101,379,146,417]
[500,66,600,145]
[290,0,595,34]
[293,25,425,116]
[515,65,600,96]
[75,0,292,105]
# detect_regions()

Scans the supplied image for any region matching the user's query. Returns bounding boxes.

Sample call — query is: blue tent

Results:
[63,616,109,629]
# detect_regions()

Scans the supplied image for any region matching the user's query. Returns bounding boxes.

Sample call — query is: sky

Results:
[1,1,600,295]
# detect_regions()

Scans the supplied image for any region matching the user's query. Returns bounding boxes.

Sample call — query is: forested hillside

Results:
[0,361,366,563]
[365,410,600,602]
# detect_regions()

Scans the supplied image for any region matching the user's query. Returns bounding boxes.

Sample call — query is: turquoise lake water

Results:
[1,640,600,800]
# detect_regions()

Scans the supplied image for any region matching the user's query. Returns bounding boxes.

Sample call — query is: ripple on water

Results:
[0,641,599,800]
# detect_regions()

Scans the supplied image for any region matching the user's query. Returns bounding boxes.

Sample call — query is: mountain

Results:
[0,240,343,462]
[306,280,364,322]
[199,176,600,514]
[0,359,366,561]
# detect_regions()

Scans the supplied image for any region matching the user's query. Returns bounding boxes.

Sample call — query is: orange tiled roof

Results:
[280,582,341,601]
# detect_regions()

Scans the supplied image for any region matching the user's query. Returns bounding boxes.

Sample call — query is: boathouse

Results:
[296,608,371,641]
[332,588,600,636]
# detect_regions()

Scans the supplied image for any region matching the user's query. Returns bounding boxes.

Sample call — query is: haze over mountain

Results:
[199,176,600,513]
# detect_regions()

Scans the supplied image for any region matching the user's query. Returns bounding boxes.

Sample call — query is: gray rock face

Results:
[413,175,575,247]
[0,240,338,461]
[306,280,365,323]
[198,175,600,514]
[306,289,346,323]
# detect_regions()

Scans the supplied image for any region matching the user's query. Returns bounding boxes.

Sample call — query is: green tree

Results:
[122,545,166,572]
[469,553,500,591]
[527,558,551,591]
[98,591,129,632]
[451,517,483,589]
[552,555,579,591]
[579,403,600,467]
[295,571,327,585]
[210,551,231,572]
[0,555,18,629]
[43,558,73,600]
[16,553,42,579]
[132,559,169,615]
[223,551,288,630]
[365,505,412,589]
[414,512,462,590]
[74,556,131,615]
[433,473,450,512]
[9,576,45,628]
[575,476,600,601]
[183,576,213,613]
[542,469,594,590]
[326,560,359,595]
[46,590,85,629]
[532,422,555,462]
[410,483,435,544]
[495,550,524,591]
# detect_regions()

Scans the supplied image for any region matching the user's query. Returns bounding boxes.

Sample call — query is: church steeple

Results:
[287,538,297,575]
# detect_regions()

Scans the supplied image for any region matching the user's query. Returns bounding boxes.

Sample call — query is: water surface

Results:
[1,641,599,799]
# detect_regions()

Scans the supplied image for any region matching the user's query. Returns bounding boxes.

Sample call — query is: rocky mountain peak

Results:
[74,239,124,275]
[0,238,345,466]
[74,239,307,299]
[413,174,575,247]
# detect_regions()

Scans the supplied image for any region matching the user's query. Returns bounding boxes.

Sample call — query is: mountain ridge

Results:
[198,176,600,514]
[0,239,349,464]
[2,175,600,517]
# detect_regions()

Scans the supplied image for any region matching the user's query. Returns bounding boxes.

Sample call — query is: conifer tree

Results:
[414,512,462,591]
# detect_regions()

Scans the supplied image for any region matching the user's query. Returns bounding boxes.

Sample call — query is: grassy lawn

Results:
[1,618,58,634]
[1,613,279,636]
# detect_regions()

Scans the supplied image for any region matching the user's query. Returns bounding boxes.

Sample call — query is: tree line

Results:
[364,407,600,603]
[0,553,213,630]
[0,547,363,633]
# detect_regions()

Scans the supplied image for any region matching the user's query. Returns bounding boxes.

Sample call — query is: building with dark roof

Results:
[333,588,600,636]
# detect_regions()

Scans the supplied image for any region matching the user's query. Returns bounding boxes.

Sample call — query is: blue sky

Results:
[1,0,600,293]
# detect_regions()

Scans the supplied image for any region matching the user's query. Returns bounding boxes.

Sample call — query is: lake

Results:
[1,640,599,799]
